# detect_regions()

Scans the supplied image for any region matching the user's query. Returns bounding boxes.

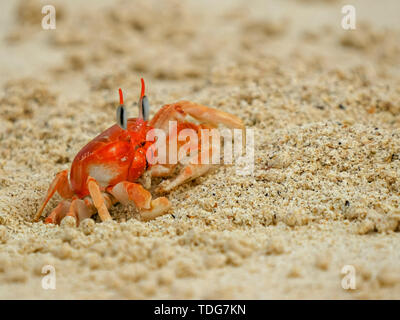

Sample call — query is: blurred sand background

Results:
[0,0,399,299]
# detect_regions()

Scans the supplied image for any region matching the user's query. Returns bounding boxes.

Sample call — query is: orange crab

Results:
[34,79,244,226]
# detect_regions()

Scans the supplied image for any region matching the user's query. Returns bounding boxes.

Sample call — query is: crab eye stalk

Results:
[138,78,150,121]
[141,95,150,121]
[116,88,128,130]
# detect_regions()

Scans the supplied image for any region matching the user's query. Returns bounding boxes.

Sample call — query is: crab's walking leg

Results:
[44,200,71,225]
[157,163,213,193]
[45,196,111,226]
[176,101,244,130]
[149,164,175,177]
[65,198,96,226]
[156,142,214,193]
[149,101,245,185]
[108,181,171,221]
[34,170,74,222]
[156,122,216,193]
[177,100,246,147]
[109,181,151,208]
[87,177,113,222]
[140,197,172,221]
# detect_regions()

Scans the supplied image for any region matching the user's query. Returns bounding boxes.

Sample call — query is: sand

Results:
[0,0,400,299]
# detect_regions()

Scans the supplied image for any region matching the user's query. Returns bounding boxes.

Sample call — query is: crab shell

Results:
[70,118,153,198]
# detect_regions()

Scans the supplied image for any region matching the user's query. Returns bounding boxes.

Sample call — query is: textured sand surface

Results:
[0,0,400,299]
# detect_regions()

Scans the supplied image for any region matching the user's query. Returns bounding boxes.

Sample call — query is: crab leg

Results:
[177,100,246,147]
[108,181,151,208]
[148,164,175,177]
[157,163,213,193]
[65,198,96,226]
[44,200,71,225]
[34,169,74,222]
[156,140,214,193]
[149,101,244,132]
[175,101,244,129]
[140,197,172,221]
[45,195,114,226]
[149,104,187,132]
[44,198,96,226]
[87,176,113,222]
[108,181,171,221]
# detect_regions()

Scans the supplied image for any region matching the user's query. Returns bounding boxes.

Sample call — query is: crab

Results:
[34,79,244,226]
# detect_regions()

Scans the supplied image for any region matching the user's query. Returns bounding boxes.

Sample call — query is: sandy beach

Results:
[0,0,399,299]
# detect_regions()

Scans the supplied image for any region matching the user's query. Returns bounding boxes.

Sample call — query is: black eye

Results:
[116,105,127,130]
[142,96,150,121]
[117,88,128,130]
[139,96,150,121]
